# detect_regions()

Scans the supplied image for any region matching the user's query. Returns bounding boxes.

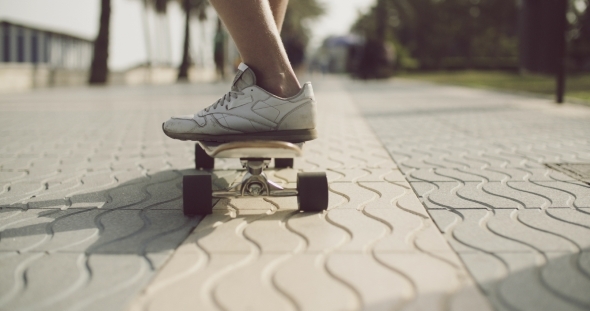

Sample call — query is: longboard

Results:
[182,140,328,216]
[198,140,303,158]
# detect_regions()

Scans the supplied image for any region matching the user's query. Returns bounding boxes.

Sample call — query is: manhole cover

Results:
[546,163,590,185]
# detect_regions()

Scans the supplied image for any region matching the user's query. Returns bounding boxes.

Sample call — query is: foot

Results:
[162,63,317,143]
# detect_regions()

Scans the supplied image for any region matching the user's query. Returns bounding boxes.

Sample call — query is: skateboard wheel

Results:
[275,158,294,169]
[297,172,328,212]
[183,174,213,216]
[195,144,214,169]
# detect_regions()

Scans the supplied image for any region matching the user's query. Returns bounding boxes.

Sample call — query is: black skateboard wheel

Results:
[183,174,213,216]
[275,158,294,169]
[297,172,328,212]
[195,143,214,170]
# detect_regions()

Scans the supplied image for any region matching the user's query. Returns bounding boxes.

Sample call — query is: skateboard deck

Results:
[198,140,303,158]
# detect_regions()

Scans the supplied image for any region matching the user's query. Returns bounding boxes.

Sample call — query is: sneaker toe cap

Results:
[163,116,199,134]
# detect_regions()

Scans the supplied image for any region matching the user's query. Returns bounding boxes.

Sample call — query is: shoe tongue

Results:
[231,63,257,92]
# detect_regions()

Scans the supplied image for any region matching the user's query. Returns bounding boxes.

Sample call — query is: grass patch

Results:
[399,71,590,102]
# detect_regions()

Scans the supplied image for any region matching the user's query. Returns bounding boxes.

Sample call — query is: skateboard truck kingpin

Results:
[182,141,329,216]
[211,158,297,198]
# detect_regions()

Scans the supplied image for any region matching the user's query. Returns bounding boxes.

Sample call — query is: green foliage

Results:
[281,0,325,66]
[402,70,590,102]
[353,0,520,70]
[282,0,324,44]
[570,0,590,70]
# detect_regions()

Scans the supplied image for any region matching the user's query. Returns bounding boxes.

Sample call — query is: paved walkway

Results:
[352,80,590,311]
[0,77,588,311]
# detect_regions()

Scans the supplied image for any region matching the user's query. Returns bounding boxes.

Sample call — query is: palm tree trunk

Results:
[178,0,191,81]
[142,0,152,67]
[89,0,111,84]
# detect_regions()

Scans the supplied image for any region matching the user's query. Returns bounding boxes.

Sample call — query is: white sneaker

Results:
[162,63,317,143]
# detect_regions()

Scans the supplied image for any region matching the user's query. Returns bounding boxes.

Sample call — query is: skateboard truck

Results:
[183,141,329,216]
[212,158,297,198]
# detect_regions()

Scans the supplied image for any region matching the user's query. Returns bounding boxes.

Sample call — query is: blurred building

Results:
[0,20,93,92]
[310,35,362,74]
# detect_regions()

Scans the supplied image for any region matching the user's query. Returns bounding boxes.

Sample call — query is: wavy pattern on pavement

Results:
[127,80,490,311]
[358,80,590,311]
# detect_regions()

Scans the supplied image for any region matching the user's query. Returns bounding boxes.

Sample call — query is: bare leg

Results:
[268,0,288,32]
[209,0,300,97]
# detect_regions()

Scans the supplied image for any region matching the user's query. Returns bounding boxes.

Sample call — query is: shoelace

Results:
[204,91,243,112]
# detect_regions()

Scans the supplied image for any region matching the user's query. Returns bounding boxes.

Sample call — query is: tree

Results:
[281,0,324,67]
[89,0,111,84]
[141,0,172,66]
[352,0,519,71]
[177,0,208,81]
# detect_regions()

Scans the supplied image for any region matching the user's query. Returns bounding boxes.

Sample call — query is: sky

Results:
[0,0,375,70]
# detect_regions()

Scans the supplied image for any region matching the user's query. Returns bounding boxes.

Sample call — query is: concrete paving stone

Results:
[162,156,193,171]
[372,168,406,182]
[0,207,23,221]
[267,168,298,183]
[112,169,148,184]
[407,168,476,182]
[134,253,279,311]
[485,209,576,252]
[326,253,412,310]
[361,206,450,253]
[273,253,359,311]
[25,209,103,253]
[535,181,590,208]
[136,158,172,174]
[530,208,590,249]
[86,209,198,255]
[327,168,371,182]
[506,181,584,208]
[213,253,301,311]
[459,251,589,311]
[327,182,380,210]
[360,181,427,215]
[99,171,175,210]
[213,197,280,215]
[25,178,85,209]
[428,209,533,253]
[0,170,28,185]
[327,185,350,210]
[414,180,581,209]
[262,195,298,211]
[411,181,488,209]
[541,251,590,307]
[109,159,144,172]
[287,211,347,254]
[0,252,87,311]
[242,210,303,253]
[0,251,45,307]
[515,167,578,182]
[57,254,156,311]
[191,214,254,254]
[119,177,182,210]
[375,252,492,311]
[482,182,552,208]
[0,182,46,206]
[326,209,388,252]
[293,156,321,171]
[0,157,34,170]
[456,182,529,209]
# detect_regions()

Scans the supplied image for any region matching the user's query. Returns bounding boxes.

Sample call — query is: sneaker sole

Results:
[162,125,318,143]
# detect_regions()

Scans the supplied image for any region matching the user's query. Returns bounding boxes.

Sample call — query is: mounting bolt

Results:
[248,183,262,196]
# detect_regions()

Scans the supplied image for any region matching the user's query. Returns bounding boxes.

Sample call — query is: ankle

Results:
[258,77,301,98]
[248,66,301,98]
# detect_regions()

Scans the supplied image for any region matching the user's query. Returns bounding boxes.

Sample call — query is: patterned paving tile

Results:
[357,79,590,311]
[128,79,489,311]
